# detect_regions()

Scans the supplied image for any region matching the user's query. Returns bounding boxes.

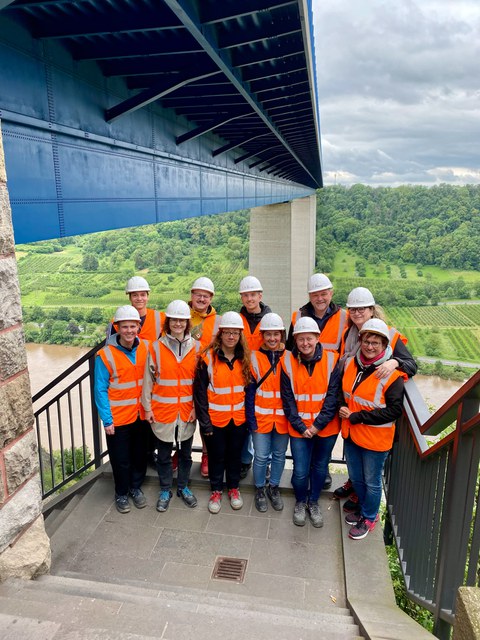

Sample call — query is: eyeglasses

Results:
[192,293,211,299]
[223,330,241,337]
[350,307,367,313]
[361,339,383,348]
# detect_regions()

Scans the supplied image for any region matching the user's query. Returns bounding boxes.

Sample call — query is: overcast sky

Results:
[312,1,480,187]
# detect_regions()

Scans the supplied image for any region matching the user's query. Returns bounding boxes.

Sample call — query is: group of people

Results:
[94,271,416,541]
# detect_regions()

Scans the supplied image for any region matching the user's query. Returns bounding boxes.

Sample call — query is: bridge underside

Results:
[0,0,322,243]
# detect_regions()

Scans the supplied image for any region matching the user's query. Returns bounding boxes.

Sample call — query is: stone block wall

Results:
[0,120,51,580]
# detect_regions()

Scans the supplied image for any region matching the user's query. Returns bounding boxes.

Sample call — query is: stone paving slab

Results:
[0,612,60,639]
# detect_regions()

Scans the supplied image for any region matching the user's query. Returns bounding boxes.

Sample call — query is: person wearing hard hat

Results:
[107,276,164,342]
[286,273,347,353]
[339,319,407,540]
[281,316,341,528]
[188,276,220,478]
[246,313,289,513]
[238,275,272,478]
[334,287,417,511]
[141,300,200,513]
[95,305,150,514]
[194,311,252,514]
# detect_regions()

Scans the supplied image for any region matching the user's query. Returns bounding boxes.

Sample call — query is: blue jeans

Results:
[290,434,337,503]
[252,428,289,488]
[344,438,389,521]
[241,432,255,465]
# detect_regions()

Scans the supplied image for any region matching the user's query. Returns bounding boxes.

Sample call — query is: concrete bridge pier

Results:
[0,120,51,580]
[249,195,316,325]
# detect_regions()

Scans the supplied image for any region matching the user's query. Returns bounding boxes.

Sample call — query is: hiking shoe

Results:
[115,494,130,514]
[201,453,209,478]
[208,490,222,514]
[323,473,332,490]
[334,479,354,499]
[254,487,268,512]
[156,490,172,512]
[343,493,359,512]
[345,511,362,526]
[293,501,307,526]
[307,501,324,528]
[129,488,147,509]
[266,484,284,511]
[172,451,178,472]
[348,515,379,540]
[177,486,198,508]
[228,488,243,510]
[239,463,251,480]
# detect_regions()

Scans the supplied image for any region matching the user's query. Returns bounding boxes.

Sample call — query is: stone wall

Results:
[0,120,51,580]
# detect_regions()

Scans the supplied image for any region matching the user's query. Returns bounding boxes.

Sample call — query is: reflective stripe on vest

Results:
[250,350,287,433]
[204,350,245,427]
[291,309,347,352]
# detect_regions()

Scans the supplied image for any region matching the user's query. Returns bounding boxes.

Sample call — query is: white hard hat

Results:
[346,287,375,308]
[260,312,285,331]
[293,316,320,335]
[239,275,263,294]
[165,299,191,319]
[219,311,244,329]
[114,305,141,323]
[125,276,150,293]
[359,318,390,342]
[307,273,333,293]
[191,276,215,295]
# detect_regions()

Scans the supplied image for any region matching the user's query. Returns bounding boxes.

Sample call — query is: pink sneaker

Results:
[348,515,379,540]
[228,488,243,510]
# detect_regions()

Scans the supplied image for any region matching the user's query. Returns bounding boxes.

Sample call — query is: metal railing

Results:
[33,341,106,498]
[384,370,480,640]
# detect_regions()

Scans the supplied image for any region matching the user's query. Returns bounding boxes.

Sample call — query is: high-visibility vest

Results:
[291,308,347,352]
[149,339,200,423]
[339,324,408,358]
[282,350,340,438]
[202,350,246,427]
[190,313,221,348]
[341,356,405,451]
[250,351,288,434]
[98,340,148,426]
[139,308,164,342]
[241,315,263,351]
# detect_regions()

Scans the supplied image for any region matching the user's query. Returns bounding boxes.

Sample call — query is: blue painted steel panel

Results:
[155,163,201,200]
[63,201,156,236]
[11,203,61,242]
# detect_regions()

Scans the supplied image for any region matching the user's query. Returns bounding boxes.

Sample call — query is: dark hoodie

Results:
[240,301,271,333]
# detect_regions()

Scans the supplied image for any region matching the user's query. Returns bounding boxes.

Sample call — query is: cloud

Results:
[313,0,480,185]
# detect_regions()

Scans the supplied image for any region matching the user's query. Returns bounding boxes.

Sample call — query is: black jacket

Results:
[240,301,271,333]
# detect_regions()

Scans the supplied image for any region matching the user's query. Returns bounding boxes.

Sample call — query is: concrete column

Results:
[249,194,316,326]
[0,120,51,580]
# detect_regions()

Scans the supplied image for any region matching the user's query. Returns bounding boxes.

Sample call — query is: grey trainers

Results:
[177,486,198,508]
[129,488,147,509]
[115,494,130,514]
[156,490,172,512]
[308,501,324,528]
[266,484,284,511]
[293,501,307,526]
[254,487,268,512]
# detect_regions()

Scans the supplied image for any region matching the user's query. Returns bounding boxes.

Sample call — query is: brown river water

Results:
[26,343,466,459]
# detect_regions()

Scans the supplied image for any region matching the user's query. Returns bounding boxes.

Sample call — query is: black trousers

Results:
[205,420,248,492]
[106,418,149,496]
[156,435,193,492]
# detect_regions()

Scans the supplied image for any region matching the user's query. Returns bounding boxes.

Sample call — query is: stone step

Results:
[0,576,363,639]
[43,491,86,538]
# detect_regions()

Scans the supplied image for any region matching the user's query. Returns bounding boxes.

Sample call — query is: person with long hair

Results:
[141,300,199,512]
[194,311,252,514]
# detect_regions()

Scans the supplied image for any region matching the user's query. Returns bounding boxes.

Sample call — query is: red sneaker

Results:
[201,453,209,478]
[348,515,379,540]
[171,451,178,472]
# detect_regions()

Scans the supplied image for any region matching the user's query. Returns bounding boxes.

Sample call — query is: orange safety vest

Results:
[139,308,164,342]
[341,357,406,451]
[250,351,288,434]
[149,340,200,423]
[202,350,246,427]
[291,308,348,352]
[98,340,148,427]
[191,313,221,349]
[241,315,263,351]
[339,324,408,358]
[281,350,340,438]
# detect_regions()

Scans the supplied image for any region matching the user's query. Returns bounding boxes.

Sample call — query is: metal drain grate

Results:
[212,556,248,583]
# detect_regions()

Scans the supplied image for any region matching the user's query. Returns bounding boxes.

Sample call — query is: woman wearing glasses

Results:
[339,319,407,540]
[194,312,252,514]
[334,287,417,511]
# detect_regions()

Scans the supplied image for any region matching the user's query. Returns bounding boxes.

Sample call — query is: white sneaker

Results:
[228,488,243,510]
[208,490,222,514]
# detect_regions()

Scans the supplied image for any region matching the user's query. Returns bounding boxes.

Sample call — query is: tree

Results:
[82,254,98,271]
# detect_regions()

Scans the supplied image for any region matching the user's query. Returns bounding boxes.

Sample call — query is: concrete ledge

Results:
[453,587,480,639]
[340,507,433,639]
